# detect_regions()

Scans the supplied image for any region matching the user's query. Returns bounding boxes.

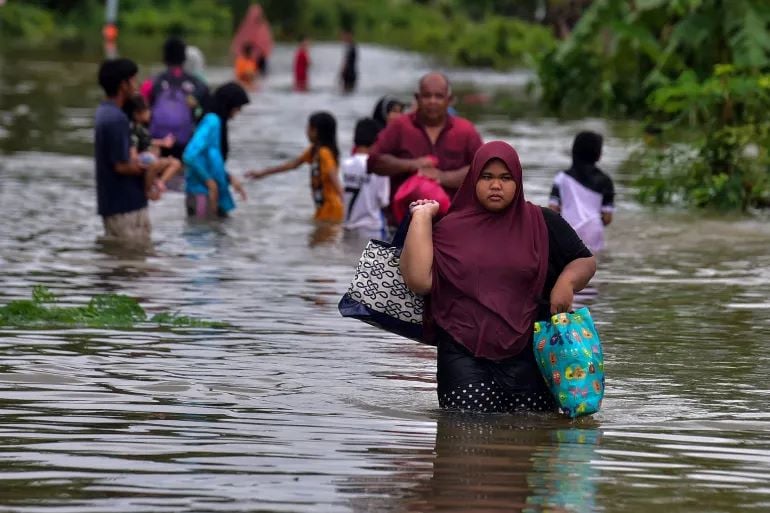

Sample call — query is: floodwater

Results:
[1,39,770,513]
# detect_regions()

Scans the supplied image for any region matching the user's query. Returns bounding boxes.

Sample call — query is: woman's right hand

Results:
[409,199,440,217]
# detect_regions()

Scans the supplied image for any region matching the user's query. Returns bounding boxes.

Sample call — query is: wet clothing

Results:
[435,207,590,413]
[94,100,147,218]
[549,163,615,252]
[102,207,151,243]
[434,207,592,358]
[437,331,556,413]
[185,193,227,218]
[340,43,357,91]
[182,113,235,215]
[300,146,344,222]
[368,111,482,203]
[425,140,591,413]
[431,141,548,361]
[294,47,309,91]
[342,153,389,234]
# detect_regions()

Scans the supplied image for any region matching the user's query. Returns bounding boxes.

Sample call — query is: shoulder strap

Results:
[391,213,411,248]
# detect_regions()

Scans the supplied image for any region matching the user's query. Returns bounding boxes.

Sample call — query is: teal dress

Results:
[182,113,235,215]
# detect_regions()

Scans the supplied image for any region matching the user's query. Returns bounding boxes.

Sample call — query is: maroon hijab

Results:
[431,141,549,360]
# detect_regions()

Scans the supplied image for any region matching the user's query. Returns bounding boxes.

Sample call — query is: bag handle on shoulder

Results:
[391,213,412,248]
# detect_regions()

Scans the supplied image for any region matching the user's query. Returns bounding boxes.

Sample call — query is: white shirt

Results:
[342,154,389,234]
[549,171,614,252]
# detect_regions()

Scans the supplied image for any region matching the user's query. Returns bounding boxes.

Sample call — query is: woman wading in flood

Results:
[400,141,596,413]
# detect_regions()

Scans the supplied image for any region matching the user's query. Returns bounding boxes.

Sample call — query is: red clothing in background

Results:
[367,111,483,202]
[294,47,309,91]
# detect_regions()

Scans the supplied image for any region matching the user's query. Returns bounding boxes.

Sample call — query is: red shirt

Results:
[367,112,483,201]
[294,48,309,84]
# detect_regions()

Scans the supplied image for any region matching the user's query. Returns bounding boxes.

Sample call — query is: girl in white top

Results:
[549,131,615,253]
[342,118,390,239]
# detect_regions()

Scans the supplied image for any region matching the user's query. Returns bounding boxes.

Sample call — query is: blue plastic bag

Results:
[532,307,604,418]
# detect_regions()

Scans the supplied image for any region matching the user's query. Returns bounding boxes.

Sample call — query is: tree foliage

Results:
[537,0,770,115]
[536,0,770,210]
[1,0,554,69]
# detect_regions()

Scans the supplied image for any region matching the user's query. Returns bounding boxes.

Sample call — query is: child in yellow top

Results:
[247,111,344,222]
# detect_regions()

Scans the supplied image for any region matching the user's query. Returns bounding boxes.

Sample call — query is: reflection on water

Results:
[1,39,770,512]
[400,415,601,513]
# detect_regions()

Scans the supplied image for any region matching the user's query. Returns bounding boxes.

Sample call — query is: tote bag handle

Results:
[390,212,412,249]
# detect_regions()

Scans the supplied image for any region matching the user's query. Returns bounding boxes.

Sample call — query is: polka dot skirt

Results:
[438,381,555,413]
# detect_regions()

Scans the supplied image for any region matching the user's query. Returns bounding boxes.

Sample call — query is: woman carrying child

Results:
[182,82,249,218]
[247,111,344,223]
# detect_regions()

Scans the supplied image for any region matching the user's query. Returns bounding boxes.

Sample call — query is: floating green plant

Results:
[0,286,228,329]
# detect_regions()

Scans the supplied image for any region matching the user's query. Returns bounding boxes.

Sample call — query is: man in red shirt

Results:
[294,36,310,92]
[367,72,483,204]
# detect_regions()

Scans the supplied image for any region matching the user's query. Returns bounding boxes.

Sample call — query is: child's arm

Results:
[245,154,306,179]
[229,174,247,201]
[151,134,176,149]
[115,145,145,176]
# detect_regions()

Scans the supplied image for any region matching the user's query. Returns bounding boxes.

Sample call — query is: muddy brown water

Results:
[1,39,769,512]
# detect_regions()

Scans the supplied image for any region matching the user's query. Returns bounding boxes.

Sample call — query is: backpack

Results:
[150,74,195,145]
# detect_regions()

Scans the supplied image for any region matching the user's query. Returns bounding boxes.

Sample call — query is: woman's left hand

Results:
[549,280,574,315]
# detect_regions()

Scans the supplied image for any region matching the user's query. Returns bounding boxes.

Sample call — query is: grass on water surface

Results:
[0,286,228,329]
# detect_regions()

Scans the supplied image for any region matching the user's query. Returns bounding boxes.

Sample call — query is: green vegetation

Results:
[6,1,767,210]
[536,0,770,210]
[637,66,770,210]
[0,286,228,329]
[0,0,555,69]
[0,0,231,41]
[256,0,555,69]
[119,0,233,36]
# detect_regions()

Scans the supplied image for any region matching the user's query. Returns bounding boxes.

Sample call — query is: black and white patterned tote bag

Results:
[338,218,426,342]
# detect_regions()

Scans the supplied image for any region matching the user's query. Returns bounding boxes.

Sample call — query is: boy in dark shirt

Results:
[94,58,154,243]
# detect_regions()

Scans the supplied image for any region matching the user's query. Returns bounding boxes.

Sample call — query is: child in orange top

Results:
[246,111,344,222]
[235,43,258,90]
